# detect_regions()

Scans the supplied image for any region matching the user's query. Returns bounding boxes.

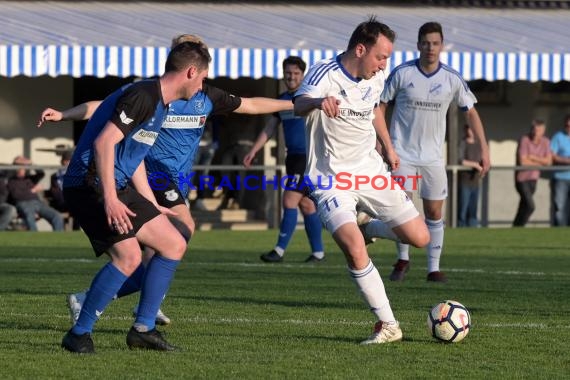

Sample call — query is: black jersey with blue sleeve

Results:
[64,79,167,190]
[144,83,241,197]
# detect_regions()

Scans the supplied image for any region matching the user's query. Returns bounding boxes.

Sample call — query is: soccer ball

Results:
[427,300,471,343]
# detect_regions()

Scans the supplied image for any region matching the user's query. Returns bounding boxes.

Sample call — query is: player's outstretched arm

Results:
[37,100,103,128]
[236,97,292,114]
[294,95,340,117]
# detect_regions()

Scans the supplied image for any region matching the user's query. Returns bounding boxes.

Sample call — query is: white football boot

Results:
[66,290,87,325]
[132,304,171,326]
[360,321,403,345]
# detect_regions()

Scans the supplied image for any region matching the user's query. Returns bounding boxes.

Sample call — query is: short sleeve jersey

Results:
[295,55,384,180]
[275,91,306,155]
[144,83,241,197]
[64,79,167,190]
[550,130,570,180]
[381,59,477,166]
[515,135,551,182]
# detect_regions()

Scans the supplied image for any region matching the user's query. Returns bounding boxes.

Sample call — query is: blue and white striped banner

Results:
[1,45,568,82]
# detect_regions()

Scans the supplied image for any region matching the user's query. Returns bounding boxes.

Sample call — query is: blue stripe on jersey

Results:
[441,64,470,91]
[385,59,417,87]
[307,60,338,86]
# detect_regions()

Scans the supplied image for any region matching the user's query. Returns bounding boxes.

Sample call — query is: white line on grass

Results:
[4,312,570,329]
[1,257,567,277]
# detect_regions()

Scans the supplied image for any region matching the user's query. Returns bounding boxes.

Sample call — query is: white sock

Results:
[311,251,325,259]
[365,219,399,242]
[396,242,410,261]
[274,246,285,256]
[348,260,396,322]
[426,219,444,273]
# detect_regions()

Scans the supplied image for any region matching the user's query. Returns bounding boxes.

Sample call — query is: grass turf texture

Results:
[0,228,568,379]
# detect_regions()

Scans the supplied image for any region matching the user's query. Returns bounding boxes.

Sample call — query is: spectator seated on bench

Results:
[7,156,64,231]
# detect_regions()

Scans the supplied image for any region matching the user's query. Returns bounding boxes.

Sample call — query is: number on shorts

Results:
[324,197,339,212]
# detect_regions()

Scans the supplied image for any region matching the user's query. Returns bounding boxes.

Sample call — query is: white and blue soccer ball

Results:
[427,300,471,343]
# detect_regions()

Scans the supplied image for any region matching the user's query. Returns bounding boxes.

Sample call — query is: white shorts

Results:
[311,173,419,234]
[392,163,448,200]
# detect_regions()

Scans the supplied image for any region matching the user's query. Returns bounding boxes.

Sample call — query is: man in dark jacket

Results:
[7,156,63,231]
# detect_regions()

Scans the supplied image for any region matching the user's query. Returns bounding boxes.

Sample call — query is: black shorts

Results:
[63,185,161,256]
[284,153,307,194]
[152,181,187,208]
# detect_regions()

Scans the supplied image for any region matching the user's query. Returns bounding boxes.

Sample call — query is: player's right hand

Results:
[37,108,63,128]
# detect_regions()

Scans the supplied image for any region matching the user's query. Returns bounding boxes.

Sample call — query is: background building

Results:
[1,0,569,227]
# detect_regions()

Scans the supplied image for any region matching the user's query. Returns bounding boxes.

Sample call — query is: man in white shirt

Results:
[369,22,490,283]
[295,16,429,345]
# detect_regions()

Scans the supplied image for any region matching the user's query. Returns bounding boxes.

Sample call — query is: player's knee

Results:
[299,196,316,214]
[409,227,430,248]
[116,254,143,276]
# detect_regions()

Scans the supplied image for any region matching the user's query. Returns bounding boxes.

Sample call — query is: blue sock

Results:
[72,263,127,335]
[276,208,298,251]
[135,256,180,331]
[115,263,145,298]
[304,212,324,253]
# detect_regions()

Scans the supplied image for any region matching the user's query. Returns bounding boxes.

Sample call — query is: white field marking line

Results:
[4,312,570,329]
[1,257,567,277]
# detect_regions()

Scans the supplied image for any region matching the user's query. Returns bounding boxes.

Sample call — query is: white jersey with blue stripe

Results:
[64,79,167,190]
[381,59,477,166]
[295,55,385,180]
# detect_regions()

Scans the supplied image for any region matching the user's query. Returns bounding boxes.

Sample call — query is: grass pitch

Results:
[0,228,569,379]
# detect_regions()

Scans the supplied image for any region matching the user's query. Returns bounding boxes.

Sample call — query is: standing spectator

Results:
[513,119,552,227]
[458,124,483,227]
[7,156,64,231]
[550,115,570,226]
[0,170,17,230]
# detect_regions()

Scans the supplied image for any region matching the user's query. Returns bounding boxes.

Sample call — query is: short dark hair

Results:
[418,22,444,43]
[347,16,396,51]
[282,56,306,73]
[165,41,211,73]
[171,34,205,49]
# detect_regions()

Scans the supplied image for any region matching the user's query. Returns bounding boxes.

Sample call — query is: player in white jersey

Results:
[295,17,429,345]
[364,22,490,283]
